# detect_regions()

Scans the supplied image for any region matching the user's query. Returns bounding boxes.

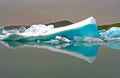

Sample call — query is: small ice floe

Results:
[0,27,8,35]
[49,36,72,44]
[55,36,72,43]
[7,28,18,33]
[99,29,106,33]
[102,37,120,42]
[84,37,103,43]
[50,39,60,44]
[74,36,103,43]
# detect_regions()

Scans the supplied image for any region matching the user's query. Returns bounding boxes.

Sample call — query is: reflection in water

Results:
[0,41,100,63]
[105,42,120,50]
[1,41,120,63]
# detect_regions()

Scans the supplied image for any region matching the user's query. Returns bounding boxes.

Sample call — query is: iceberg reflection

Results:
[0,41,100,63]
[105,42,120,50]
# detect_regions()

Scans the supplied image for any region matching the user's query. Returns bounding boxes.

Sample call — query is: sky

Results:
[0,0,120,26]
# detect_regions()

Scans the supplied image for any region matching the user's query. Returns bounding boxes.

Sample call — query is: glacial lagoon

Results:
[1,0,120,77]
[0,40,120,78]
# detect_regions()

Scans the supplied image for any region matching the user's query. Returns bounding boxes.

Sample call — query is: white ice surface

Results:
[0,16,97,40]
[41,16,97,35]
[100,27,120,39]
[18,24,54,37]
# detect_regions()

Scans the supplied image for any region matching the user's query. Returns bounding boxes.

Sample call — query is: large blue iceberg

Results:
[0,17,100,41]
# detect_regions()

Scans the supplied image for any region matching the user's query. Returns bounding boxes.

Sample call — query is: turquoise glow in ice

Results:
[39,24,100,41]
[100,27,120,38]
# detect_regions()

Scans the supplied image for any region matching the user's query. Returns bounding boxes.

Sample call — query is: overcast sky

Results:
[0,0,120,26]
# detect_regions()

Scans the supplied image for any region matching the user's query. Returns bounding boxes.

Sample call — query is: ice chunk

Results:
[18,26,26,33]
[7,28,18,33]
[12,28,18,33]
[25,24,54,34]
[0,27,3,34]
[100,27,120,39]
[99,29,106,33]
[74,36,103,43]
[55,36,71,43]
[48,25,54,29]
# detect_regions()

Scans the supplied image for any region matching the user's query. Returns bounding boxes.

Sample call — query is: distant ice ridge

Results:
[25,24,54,33]
[18,24,54,36]
[0,24,53,41]
[0,24,54,34]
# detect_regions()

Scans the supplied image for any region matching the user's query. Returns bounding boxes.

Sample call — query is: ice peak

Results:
[86,16,97,25]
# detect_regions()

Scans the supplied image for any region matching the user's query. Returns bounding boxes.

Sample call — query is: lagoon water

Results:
[0,41,120,78]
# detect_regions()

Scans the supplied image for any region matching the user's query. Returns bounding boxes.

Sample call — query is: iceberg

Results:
[99,27,120,41]
[0,17,100,41]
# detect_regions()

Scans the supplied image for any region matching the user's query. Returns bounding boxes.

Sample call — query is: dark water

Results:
[0,41,120,78]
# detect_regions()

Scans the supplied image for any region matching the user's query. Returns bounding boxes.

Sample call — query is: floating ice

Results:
[25,24,54,33]
[0,27,3,34]
[99,27,120,41]
[100,27,120,38]
[99,29,106,33]
[0,17,100,41]
[55,36,71,43]
[40,17,99,40]
[74,36,103,43]
[1,17,120,42]
[18,26,26,33]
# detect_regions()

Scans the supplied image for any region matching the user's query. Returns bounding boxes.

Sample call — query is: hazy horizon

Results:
[0,0,120,26]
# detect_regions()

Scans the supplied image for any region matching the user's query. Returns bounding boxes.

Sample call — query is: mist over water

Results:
[0,0,120,26]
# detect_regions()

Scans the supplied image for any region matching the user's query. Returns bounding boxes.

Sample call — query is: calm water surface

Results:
[0,41,120,78]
